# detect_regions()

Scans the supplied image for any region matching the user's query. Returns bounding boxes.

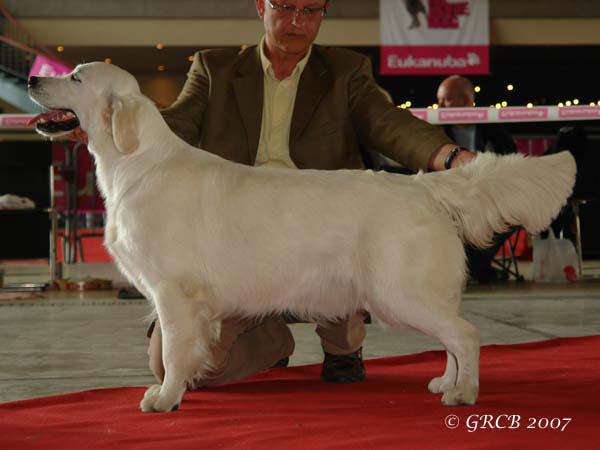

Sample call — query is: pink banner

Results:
[0,115,34,128]
[558,106,600,119]
[381,45,489,75]
[29,55,73,78]
[499,107,549,121]
[438,108,488,122]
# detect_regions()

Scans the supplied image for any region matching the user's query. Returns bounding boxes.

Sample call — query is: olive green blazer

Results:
[161,45,452,172]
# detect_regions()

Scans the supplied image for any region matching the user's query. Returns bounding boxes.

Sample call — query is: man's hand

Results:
[428,143,476,171]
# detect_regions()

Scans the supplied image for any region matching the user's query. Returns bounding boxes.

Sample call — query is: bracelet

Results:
[444,146,467,170]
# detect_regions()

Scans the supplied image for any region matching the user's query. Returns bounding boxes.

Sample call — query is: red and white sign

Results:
[380,0,489,75]
[438,107,488,122]
[407,105,600,125]
[499,107,549,121]
[558,106,600,119]
[3,105,599,132]
[0,115,34,128]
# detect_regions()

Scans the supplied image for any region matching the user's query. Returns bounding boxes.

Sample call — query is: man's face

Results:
[437,82,473,108]
[257,0,328,57]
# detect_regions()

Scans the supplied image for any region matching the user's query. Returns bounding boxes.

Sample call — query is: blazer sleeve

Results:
[348,56,454,172]
[160,51,210,146]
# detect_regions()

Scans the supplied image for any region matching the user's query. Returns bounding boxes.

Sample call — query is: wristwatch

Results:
[444,146,470,170]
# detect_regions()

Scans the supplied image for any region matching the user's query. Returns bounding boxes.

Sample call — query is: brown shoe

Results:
[321,348,366,383]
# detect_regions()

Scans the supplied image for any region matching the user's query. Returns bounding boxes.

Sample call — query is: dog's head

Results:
[28,62,144,155]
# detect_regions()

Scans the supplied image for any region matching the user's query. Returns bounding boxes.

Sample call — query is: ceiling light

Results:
[405,101,412,108]
[501,101,508,107]
[565,100,572,106]
[573,99,579,105]
[105,58,112,64]
[526,103,533,108]
[558,102,564,107]
[157,65,166,72]
[156,43,165,50]
[507,84,514,91]
[57,46,64,52]
[432,104,438,110]
[188,55,194,62]
[474,86,481,93]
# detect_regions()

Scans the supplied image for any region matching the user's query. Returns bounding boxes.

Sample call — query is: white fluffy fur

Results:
[29,63,576,413]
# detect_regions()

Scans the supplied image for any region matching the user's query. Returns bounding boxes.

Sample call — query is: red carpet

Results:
[1,336,598,450]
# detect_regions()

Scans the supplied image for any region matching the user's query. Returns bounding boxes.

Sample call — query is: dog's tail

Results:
[416,151,577,248]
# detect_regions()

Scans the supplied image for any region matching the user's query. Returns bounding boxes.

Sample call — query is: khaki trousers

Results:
[148,312,366,387]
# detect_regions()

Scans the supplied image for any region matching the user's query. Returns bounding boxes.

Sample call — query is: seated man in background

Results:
[437,75,517,283]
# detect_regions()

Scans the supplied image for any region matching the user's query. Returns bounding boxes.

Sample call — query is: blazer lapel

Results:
[232,47,263,165]
[290,50,331,146]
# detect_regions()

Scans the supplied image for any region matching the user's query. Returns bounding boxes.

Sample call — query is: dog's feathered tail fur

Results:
[416,151,577,248]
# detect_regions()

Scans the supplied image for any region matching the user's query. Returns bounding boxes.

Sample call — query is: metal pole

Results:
[48,162,61,282]
[571,199,585,277]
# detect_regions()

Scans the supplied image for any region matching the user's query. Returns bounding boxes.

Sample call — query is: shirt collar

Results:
[259,36,312,80]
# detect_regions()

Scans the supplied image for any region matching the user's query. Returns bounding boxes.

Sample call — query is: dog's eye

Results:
[70,74,82,83]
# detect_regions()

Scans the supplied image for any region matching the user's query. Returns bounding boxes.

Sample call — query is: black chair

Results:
[0,140,52,261]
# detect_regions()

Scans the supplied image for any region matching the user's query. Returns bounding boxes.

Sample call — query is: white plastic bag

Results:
[532,229,578,282]
[0,194,35,210]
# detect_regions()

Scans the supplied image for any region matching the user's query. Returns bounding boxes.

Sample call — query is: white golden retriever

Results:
[28,62,576,413]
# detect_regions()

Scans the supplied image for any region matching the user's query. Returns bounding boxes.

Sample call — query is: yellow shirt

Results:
[255,37,312,169]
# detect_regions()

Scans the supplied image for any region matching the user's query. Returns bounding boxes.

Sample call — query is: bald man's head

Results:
[437,75,475,108]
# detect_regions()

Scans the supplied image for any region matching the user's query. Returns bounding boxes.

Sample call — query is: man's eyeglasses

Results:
[265,0,328,19]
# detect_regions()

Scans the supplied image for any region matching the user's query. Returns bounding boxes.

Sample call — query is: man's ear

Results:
[111,94,141,154]
[255,0,264,18]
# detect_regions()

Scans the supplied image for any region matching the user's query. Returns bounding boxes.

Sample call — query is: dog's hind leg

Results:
[436,317,480,406]
[428,350,458,394]
[140,287,218,413]
[370,292,479,406]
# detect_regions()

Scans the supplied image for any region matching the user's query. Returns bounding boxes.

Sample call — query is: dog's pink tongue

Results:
[27,110,66,125]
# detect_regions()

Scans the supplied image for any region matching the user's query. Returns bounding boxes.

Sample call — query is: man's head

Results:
[256,0,330,58]
[437,75,475,108]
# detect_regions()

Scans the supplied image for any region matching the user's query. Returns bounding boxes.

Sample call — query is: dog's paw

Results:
[139,384,180,413]
[428,376,455,394]
[441,384,479,406]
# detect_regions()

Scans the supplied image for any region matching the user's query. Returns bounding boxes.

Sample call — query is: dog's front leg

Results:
[140,295,217,412]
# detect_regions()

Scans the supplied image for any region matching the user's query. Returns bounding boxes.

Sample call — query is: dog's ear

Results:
[111,95,141,154]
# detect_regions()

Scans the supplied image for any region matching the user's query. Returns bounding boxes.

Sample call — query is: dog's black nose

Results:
[28,76,39,88]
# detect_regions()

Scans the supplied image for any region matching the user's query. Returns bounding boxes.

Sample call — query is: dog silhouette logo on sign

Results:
[403,0,470,30]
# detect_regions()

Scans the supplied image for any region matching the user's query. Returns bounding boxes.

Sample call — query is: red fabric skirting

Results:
[1,336,599,450]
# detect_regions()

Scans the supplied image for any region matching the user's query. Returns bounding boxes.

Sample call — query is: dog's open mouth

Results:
[29,109,80,135]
